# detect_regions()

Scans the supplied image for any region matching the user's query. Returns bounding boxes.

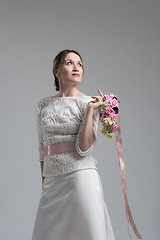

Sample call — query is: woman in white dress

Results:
[31,49,115,240]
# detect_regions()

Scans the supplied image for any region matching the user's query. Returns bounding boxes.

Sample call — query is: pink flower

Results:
[109,93,115,99]
[111,99,119,107]
[103,94,114,101]
[107,99,112,104]
[105,107,111,115]
[103,95,107,101]
[111,124,118,131]
[103,95,110,101]
[109,113,117,120]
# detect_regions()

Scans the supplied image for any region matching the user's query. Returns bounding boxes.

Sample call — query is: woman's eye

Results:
[66,61,72,65]
[66,61,82,67]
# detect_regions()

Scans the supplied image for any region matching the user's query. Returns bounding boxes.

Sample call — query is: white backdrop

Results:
[0,0,159,239]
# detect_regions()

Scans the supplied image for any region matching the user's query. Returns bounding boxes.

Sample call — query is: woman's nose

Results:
[72,64,79,71]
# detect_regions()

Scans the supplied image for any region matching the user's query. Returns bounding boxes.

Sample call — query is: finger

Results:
[91,96,98,102]
[92,96,102,101]
[96,95,103,102]
[91,96,99,100]
[92,96,103,103]
[98,89,104,98]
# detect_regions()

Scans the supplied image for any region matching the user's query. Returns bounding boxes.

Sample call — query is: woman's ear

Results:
[54,69,60,78]
[54,70,57,77]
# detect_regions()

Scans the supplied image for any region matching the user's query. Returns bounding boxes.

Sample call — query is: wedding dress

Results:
[31,95,115,240]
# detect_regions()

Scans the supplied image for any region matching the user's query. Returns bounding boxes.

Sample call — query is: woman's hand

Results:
[88,89,104,110]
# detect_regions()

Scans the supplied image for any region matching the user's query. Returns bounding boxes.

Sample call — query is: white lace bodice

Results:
[36,95,101,177]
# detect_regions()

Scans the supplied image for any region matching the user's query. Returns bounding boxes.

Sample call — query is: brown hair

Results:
[53,49,84,91]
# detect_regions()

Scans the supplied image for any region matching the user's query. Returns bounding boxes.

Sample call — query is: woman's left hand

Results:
[88,89,104,110]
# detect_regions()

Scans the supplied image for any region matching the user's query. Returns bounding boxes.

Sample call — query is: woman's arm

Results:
[40,161,45,188]
[78,105,95,152]
[78,91,103,154]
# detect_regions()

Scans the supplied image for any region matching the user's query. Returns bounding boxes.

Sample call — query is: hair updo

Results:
[53,49,84,91]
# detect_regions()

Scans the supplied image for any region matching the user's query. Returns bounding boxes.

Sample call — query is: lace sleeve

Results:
[36,102,45,162]
[75,104,101,157]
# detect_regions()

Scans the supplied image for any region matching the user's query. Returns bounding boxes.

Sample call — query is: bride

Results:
[31,49,115,240]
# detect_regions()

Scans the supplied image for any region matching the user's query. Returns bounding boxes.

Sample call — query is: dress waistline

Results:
[44,141,76,156]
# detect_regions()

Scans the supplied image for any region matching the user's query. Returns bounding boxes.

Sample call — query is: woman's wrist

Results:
[86,104,94,115]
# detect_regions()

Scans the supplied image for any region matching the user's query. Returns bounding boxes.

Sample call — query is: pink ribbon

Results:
[115,113,142,239]
[44,141,76,156]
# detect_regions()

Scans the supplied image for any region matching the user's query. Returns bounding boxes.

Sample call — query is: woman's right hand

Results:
[89,88,104,110]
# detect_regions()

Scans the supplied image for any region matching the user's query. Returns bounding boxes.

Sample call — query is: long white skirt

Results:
[31,169,115,240]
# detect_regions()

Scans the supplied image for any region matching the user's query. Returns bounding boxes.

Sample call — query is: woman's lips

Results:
[72,74,80,76]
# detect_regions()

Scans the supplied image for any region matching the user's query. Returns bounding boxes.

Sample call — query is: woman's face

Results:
[54,52,84,84]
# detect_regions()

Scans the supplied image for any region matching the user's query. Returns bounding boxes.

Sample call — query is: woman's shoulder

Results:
[36,96,53,113]
[36,96,50,105]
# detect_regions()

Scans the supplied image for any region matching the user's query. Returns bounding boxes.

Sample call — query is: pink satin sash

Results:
[115,113,142,239]
[44,141,76,156]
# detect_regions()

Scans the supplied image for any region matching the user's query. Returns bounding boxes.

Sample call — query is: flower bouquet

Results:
[99,93,120,138]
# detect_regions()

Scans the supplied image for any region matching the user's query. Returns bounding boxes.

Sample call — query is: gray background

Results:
[0,0,159,239]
